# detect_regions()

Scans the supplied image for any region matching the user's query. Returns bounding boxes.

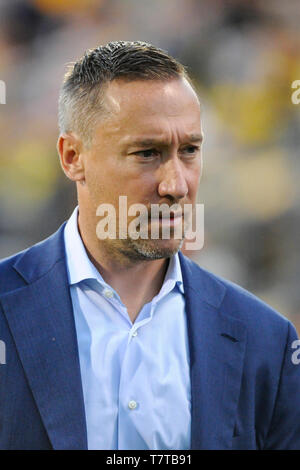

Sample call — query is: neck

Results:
[77,209,170,323]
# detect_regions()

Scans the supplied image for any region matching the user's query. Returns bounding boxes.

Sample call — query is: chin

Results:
[129,238,184,260]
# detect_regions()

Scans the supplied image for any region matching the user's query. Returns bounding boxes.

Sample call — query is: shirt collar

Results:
[161,247,184,295]
[64,206,184,295]
[64,206,105,286]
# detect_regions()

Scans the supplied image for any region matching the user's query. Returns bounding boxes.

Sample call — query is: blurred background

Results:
[0,0,299,331]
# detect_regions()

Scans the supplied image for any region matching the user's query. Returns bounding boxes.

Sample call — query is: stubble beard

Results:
[122,236,185,260]
[96,212,191,263]
[116,217,189,261]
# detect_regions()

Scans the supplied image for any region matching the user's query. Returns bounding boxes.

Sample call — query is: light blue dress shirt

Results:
[64,207,191,450]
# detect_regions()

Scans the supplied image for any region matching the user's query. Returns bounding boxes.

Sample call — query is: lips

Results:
[149,213,184,228]
[154,210,183,219]
[150,213,182,220]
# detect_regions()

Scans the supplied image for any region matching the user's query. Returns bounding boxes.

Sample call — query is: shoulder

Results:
[0,249,29,294]
[0,223,66,295]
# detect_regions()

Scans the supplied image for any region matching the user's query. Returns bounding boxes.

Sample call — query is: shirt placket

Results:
[117,301,155,449]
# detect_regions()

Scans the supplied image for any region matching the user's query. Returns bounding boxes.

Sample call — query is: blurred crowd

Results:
[0,0,300,330]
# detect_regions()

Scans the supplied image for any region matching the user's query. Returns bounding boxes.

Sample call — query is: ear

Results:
[57,132,86,183]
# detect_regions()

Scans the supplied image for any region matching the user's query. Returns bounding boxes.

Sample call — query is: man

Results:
[0,41,300,450]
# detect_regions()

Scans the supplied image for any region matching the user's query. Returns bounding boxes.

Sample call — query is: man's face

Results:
[81,76,203,260]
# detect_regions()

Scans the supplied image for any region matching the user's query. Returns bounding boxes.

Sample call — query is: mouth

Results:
[150,212,184,227]
[160,211,182,220]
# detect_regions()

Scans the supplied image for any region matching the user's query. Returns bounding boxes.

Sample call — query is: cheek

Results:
[86,165,142,207]
[84,166,113,208]
[187,169,201,200]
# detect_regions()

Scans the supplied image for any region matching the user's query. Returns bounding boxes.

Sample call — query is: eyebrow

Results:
[126,134,204,148]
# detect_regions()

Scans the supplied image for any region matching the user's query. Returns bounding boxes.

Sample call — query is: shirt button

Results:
[103,288,114,299]
[128,400,137,410]
[132,331,138,337]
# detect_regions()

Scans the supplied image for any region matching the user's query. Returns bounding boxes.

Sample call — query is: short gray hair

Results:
[58,41,190,147]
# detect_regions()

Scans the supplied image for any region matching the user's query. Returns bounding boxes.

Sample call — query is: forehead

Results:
[99,77,201,138]
[104,77,199,108]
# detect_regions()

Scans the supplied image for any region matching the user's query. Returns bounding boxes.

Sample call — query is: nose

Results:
[157,157,188,200]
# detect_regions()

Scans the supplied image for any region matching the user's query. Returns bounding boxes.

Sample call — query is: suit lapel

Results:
[0,225,87,450]
[179,253,247,449]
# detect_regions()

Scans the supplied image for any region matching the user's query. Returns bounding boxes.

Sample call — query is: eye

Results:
[135,149,160,159]
[181,145,200,156]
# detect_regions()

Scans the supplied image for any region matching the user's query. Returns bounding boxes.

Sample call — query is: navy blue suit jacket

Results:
[1,223,300,450]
